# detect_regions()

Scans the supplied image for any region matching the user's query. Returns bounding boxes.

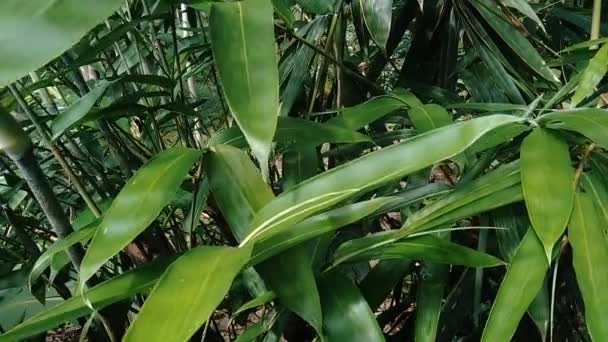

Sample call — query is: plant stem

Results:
[591,0,602,41]
[8,85,103,218]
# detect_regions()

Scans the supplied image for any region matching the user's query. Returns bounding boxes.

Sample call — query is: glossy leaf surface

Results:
[79,148,202,287]
[243,115,525,245]
[209,0,279,172]
[124,246,251,342]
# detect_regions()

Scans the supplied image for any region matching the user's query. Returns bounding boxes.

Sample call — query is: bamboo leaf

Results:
[359,260,411,310]
[331,161,523,265]
[360,0,392,50]
[318,272,385,342]
[0,258,175,342]
[571,43,608,106]
[30,223,97,286]
[210,117,370,150]
[499,0,545,31]
[568,192,608,341]
[296,0,338,14]
[408,104,453,132]
[470,0,559,83]
[250,197,393,265]
[539,108,608,148]
[124,246,251,342]
[521,128,574,261]
[205,144,324,336]
[242,115,525,245]
[332,235,505,267]
[209,0,279,175]
[79,148,202,288]
[415,261,449,342]
[481,229,548,342]
[0,0,124,87]
[50,80,117,140]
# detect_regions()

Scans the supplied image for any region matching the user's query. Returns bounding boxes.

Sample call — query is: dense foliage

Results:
[0,0,607,341]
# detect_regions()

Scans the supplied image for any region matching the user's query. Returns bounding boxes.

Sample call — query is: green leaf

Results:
[404,160,522,233]
[539,108,608,148]
[0,0,124,87]
[30,223,97,286]
[330,161,523,265]
[210,117,369,149]
[256,248,323,335]
[499,0,545,31]
[234,291,276,316]
[360,0,392,50]
[521,128,574,261]
[571,43,608,106]
[415,261,449,342]
[250,197,393,265]
[327,94,407,130]
[271,0,295,29]
[318,272,385,342]
[581,172,608,232]
[445,102,527,112]
[79,148,202,288]
[205,144,323,336]
[210,0,279,174]
[492,204,550,340]
[0,258,175,342]
[481,229,548,342]
[470,0,559,83]
[561,39,608,53]
[568,192,608,341]
[50,80,117,140]
[296,0,338,14]
[206,144,274,241]
[332,235,505,267]
[242,115,525,245]
[124,246,251,342]
[408,104,453,132]
[359,260,411,310]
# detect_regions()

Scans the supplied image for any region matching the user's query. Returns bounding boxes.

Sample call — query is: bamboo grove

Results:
[0,0,607,341]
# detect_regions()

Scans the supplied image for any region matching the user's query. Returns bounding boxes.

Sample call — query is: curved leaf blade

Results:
[79,148,202,287]
[124,246,251,342]
[572,43,608,106]
[332,235,505,267]
[209,0,279,174]
[30,223,97,286]
[568,192,608,341]
[408,104,452,132]
[210,117,369,150]
[206,144,324,336]
[250,197,393,264]
[521,128,574,261]
[481,229,548,342]
[319,272,385,342]
[360,0,392,50]
[0,258,175,342]
[243,115,525,244]
[538,108,608,148]
[50,80,116,140]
